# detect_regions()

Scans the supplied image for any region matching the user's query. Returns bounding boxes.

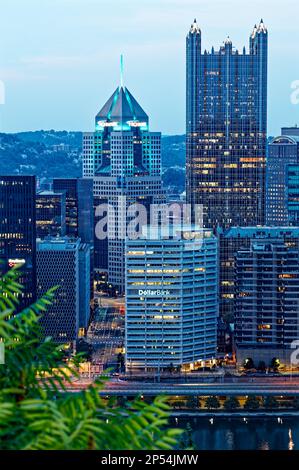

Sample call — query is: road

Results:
[67,375,299,397]
[98,377,299,396]
[87,301,125,370]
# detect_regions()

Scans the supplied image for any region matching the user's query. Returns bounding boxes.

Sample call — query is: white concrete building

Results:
[125,228,218,371]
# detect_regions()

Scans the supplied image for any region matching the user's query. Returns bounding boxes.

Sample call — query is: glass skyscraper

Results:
[37,237,91,343]
[83,82,165,292]
[36,190,66,238]
[266,129,299,226]
[53,178,94,244]
[186,19,268,228]
[235,236,299,366]
[0,175,36,310]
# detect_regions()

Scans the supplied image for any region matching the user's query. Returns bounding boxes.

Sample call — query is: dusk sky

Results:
[1,0,299,136]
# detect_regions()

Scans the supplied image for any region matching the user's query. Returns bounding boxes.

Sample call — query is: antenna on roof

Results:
[120,54,124,88]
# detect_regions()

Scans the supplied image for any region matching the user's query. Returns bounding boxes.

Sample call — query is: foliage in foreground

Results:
[0,268,182,450]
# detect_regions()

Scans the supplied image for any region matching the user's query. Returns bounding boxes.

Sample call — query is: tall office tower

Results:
[266,129,299,225]
[0,175,36,309]
[78,242,91,335]
[287,164,299,225]
[52,178,94,244]
[219,227,299,321]
[125,227,218,371]
[281,126,299,137]
[83,81,165,292]
[235,238,299,366]
[266,127,299,226]
[52,178,94,313]
[186,19,267,228]
[37,238,91,343]
[36,190,66,238]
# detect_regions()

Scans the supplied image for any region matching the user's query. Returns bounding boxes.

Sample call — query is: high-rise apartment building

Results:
[186,19,267,228]
[37,237,91,343]
[235,237,299,366]
[0,175,36,309]
[83,82,165,292]
[36,190,66,238]
[125,227,218,371]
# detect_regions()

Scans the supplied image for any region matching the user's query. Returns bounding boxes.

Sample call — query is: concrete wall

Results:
[236,347,293,367]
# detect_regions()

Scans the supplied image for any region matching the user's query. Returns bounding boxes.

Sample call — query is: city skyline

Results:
[0,0,299,136]
[2,2,299,455]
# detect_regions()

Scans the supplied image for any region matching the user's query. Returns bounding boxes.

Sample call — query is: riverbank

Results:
[171,410,299,417]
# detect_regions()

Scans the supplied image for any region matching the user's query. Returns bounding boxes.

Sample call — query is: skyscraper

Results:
[53,178,94,244]
[83,78,165,292]
[37,237,91,343]
[235,237,299,366]
[52,177,94,314]
[266,129,299,226]
[218,226,299,321]
[287,164,299,225]
[186,19,267,228]
[0,175,36,309]
[36,190,66,238]
[125,227,218,371]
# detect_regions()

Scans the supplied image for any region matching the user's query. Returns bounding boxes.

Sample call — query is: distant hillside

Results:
[0,131,81,180]
[0,131,186,181]
[161,135,185,168]
[16,130,82,148]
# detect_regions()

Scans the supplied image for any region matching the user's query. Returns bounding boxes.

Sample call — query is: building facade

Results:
[186,19,268,228]
[53,178,94,244]
[218,227,299,322]
[186,19,268,330]
[37,237,90,343]
[0,175,36,309]
[235,238,299,366]
[125,228,218,371]
[36,190,66,238]
[287,164,299,225]
[266,131,299,226]
[83,83,165,292]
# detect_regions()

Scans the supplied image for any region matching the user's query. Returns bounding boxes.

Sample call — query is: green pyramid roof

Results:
[96,86,148,125]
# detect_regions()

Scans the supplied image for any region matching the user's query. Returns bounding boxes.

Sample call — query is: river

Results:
[173,417,299,450]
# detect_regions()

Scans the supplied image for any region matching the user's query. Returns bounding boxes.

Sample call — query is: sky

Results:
[0,0,299,136]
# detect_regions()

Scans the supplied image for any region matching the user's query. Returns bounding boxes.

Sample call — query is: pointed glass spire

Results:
[257,18,267,33]
[224,36,232,45]
[251,24,258,39]
[189,18,201,34]
[120,54,124,89]
[95,57,148,129]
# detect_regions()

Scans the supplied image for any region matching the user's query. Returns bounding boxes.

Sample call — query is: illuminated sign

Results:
[138,289,170,297]
[8,258,26,268]
[127,121,147,128]
[97,121,118,128]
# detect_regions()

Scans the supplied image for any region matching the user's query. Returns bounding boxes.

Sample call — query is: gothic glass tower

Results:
[186,19,268,228]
